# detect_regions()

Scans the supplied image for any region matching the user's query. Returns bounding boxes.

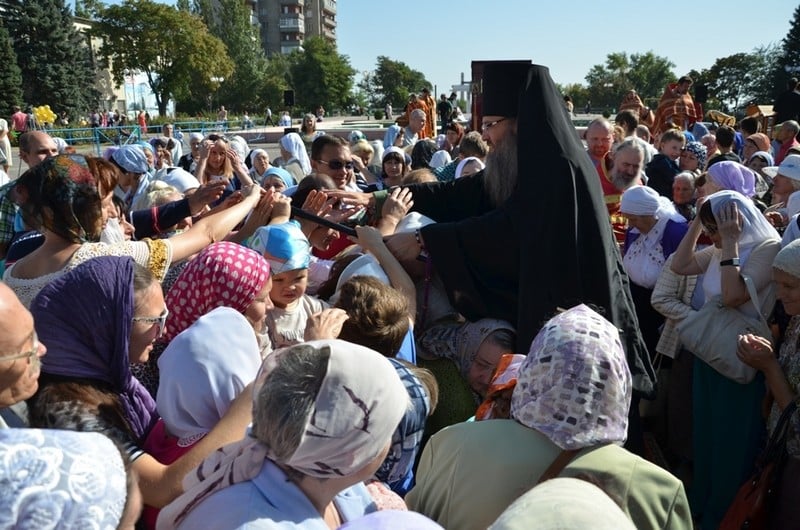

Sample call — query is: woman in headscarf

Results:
[142,307,262,530]
[279,132,312,183]
[454,157,485,180]
[133,241,272,395]
[380,147,407,188]
[671,190,781,529]
[704,160,757,198]
[157,339,409,529]
[4,155,261,308]
[737,239,800,528]
[406,304,691,530]
[383,124,403,150]
[474,353,526,421]
[679,141,707,176]
[619,185,688,358]
[418,318,516,400]
[0,428,138,530]
[28,256,255,511]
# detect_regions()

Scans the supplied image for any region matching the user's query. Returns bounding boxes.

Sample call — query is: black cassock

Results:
[413,65,656,397]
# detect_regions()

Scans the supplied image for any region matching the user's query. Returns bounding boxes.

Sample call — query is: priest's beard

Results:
[611,170,639,192]
[484,132,519,207]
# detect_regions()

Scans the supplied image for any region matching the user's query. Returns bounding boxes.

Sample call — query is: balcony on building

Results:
[280,14,304,32]
[322,0,336,14]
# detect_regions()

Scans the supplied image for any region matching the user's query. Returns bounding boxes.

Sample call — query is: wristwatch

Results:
[720,258,740,267]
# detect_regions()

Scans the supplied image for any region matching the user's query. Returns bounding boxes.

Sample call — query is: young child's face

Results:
[269,268,309,309]
[661,139,684,160]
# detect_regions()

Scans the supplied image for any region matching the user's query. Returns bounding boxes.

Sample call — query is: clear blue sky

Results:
[105,0,799,99]
[338,0,798,98]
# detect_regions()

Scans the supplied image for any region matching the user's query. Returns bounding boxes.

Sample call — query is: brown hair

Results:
[85,156,120,197]
[335,276,410,357]
[401,168,436,185]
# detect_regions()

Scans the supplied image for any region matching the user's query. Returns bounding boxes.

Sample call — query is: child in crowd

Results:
[245,221,329,348]
[645,128,685,198]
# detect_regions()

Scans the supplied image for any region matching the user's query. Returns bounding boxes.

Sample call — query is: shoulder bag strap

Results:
[536,449,581,485]
[740,273,769,328]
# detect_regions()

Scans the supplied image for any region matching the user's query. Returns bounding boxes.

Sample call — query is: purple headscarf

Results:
[707,161,756,197]
[30,256,157,441]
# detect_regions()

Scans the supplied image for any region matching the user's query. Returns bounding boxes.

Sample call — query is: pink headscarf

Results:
[707,161,757,197]
[164,242,270,342]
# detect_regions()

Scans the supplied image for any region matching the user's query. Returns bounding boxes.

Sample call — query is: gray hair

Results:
[613,138,645,160]
[782,120,800,135]
[674,171,696,186]
[252,344,330,461]
[410,109,426,120]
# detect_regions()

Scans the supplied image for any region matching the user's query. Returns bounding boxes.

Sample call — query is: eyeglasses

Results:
[481,118,508,133]
[317,159,354,171]
[132,308,169,337]
[0,331,39,363]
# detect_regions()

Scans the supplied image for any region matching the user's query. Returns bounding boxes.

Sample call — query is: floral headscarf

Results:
[0,429,128,530]
[164,242,270,343]
[419,318,516,378]
[511,304,632,450]
[684,141,707,171]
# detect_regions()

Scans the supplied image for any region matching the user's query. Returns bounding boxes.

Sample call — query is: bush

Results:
[373,110,384,120]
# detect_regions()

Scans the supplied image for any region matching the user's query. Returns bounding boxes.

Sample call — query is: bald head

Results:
[586,119,614,160]
[0,283,45,407]
[19,131,58,168]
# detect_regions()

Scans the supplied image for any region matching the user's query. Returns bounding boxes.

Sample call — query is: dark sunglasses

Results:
[318,159,354,170]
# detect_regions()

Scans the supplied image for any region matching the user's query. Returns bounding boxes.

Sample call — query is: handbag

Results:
[719,400,798,530]
[677,273,772,384]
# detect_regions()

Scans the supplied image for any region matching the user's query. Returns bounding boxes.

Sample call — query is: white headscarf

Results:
[429,150,452,169]
[620,186,686,288]
[279,132,312,175]
[0,429,128,530]
[701,190,780,299]
[455,156,485,179]
[157,307,262,446]
[773,238,800,278]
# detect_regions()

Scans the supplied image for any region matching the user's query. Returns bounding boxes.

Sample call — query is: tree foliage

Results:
[192,0,270,113]
[700,50,776,112]
[584,51,675,109]
[367,56,430,109]
[287,37,355,113]
[92,0,233,116]
[0,23,23,116]
[5,0,99,118]
[771,5,800,101]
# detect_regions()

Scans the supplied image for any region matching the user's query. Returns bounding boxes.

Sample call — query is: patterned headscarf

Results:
[374,358,431,491]
[164,242,270,343]
[511,304,632,450]
[684,141,707,171]
[30,256,157,441]
[158,339,408,529]
[0,429,128,530]
[157,307,262,446]
[419,318,516,378]
[707,161,757,197]
[15,154,101,243]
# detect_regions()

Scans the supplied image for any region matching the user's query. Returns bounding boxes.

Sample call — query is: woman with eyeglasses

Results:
[670,190,781,529]
[27,256,255,512]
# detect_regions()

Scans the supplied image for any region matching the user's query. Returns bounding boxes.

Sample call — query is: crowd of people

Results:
[0,62,798,530]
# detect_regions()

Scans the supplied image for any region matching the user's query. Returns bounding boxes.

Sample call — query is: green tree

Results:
[193,0,269,113]
[74,0,105,18]
[371,56,430,110]
[771,4,800,100]
[0,23,23,116]
[702,52,774,112]
[287,36,355,113]
[93,0,233,116]
[584,51,674,109]
[5,0,99,118]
